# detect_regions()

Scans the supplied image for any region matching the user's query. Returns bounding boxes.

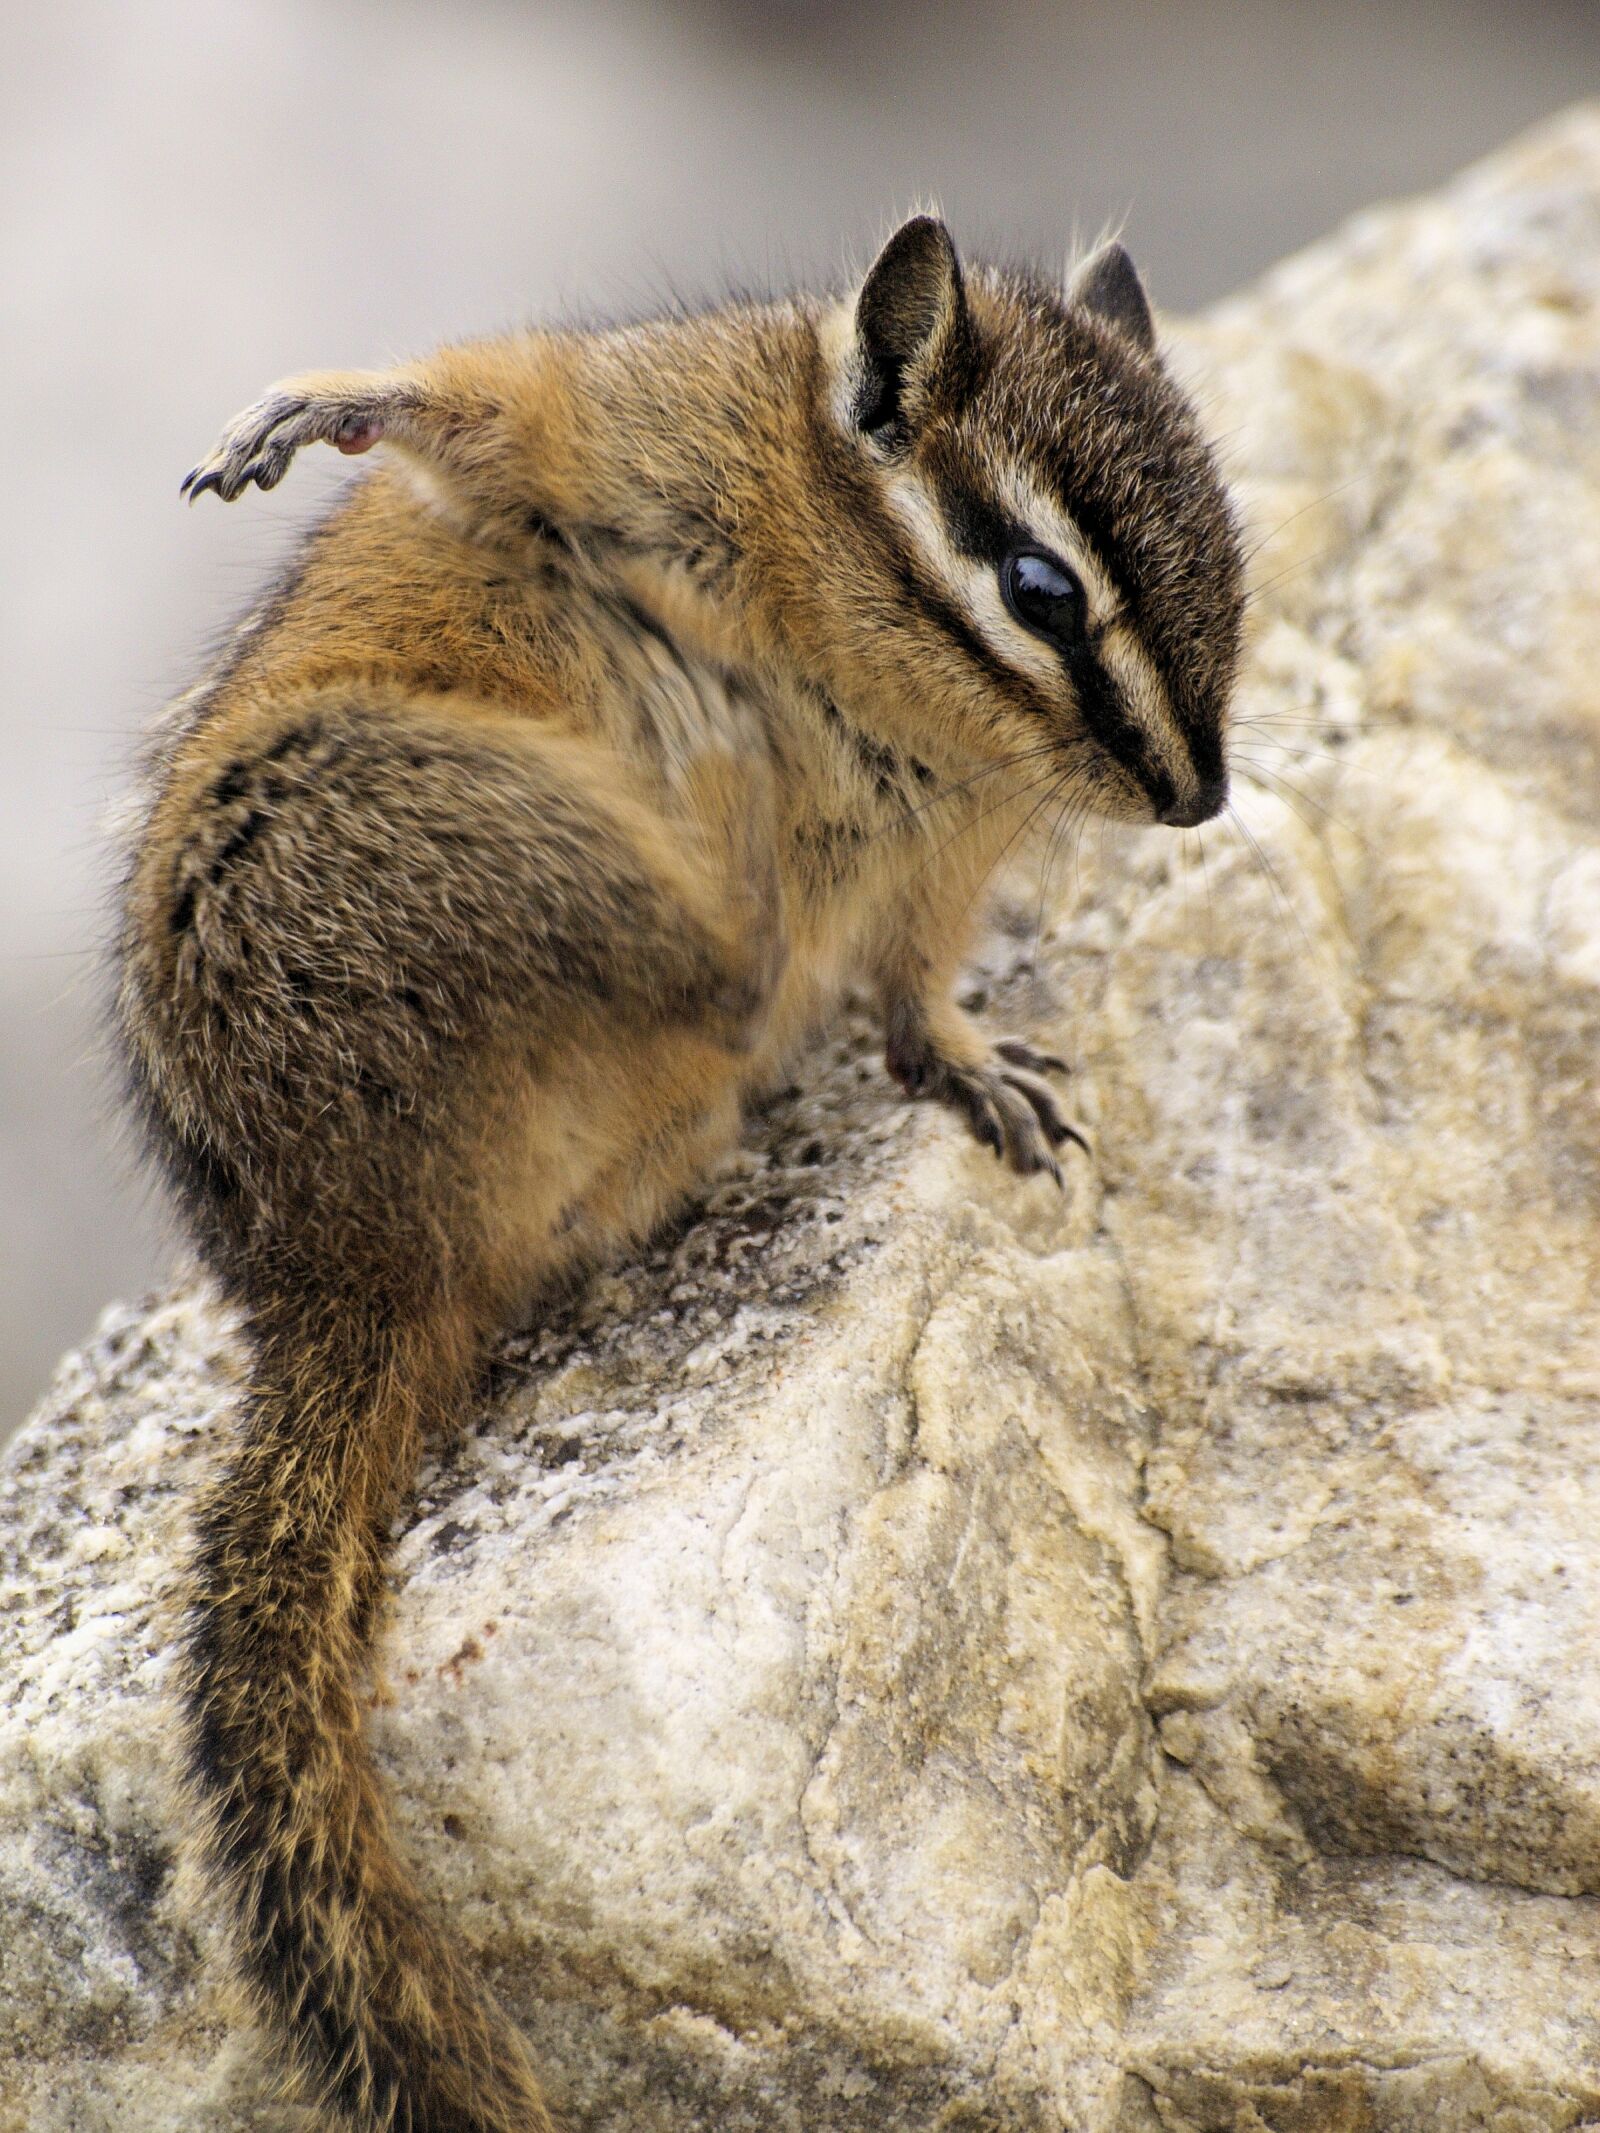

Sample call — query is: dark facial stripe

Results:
[867,537,1059,741]
[914,549,1170,809]
[811,400,1133,777]
[895,559,1026,702]
[1067,646,1171,813]
[1045,443,1237,770]
[923,464,1172,807]
[946,282,1243,769]
[933,476,1016,566]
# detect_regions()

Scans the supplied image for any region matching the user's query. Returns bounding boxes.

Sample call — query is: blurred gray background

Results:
[3,0,1596,1437]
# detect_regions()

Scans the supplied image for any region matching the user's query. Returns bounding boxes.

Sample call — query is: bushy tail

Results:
[179,1300,555,2133]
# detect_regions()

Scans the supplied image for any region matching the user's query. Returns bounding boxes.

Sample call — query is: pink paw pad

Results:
[333,418,384,455]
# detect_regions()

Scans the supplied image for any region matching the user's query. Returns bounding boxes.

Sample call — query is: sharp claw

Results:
[1002,1118,1064,1186]
[998,1072,1070,1145]
[998,1038,1069,1076]
[187,468,223,502]
[904,1036,1088,1176]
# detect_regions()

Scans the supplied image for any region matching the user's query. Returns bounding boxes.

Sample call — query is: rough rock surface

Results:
[6,109,1600,2133]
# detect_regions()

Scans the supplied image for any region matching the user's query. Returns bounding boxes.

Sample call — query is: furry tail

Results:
[179,1299,555,2133]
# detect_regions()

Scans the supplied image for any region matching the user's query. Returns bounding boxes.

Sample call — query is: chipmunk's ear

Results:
[850,216,975,446]
[1068,242,1156,353]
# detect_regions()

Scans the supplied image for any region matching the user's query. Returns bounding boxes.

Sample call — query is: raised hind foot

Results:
[182,372,408,501]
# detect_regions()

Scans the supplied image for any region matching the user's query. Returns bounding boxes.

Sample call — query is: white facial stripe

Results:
[881,466,956,579]
[964,463,1192,789]
[880,469,1058,690]
[881,460,1198,804]
[987,463,1117,624]
[1100,624,1179,766]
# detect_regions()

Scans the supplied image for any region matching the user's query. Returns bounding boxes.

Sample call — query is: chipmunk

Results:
[115,217,1243,2132]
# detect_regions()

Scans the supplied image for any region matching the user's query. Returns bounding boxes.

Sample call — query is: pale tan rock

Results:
[6,107,1600,2133]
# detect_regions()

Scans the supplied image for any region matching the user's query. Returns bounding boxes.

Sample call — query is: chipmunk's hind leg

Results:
[182,371,415,501]
[120,691,785,2131]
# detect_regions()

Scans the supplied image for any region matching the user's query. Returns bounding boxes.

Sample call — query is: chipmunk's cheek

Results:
[334,420,384,455]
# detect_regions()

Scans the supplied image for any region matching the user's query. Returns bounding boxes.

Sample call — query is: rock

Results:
[5,105,1600,2133]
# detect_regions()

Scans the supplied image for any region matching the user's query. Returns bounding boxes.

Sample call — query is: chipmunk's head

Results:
[822,215,1243,827]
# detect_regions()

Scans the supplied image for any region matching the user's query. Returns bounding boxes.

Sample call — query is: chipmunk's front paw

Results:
[181,383,387,503]
[887,1023,1088,1184]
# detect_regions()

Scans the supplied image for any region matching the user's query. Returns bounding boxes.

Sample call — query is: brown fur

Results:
[116,221,1242,2130]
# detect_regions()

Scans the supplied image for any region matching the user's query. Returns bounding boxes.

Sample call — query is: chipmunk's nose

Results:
[1159,777,1228,828]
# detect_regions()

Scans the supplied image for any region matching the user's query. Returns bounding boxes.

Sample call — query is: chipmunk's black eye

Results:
[1001,548,1086,649]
